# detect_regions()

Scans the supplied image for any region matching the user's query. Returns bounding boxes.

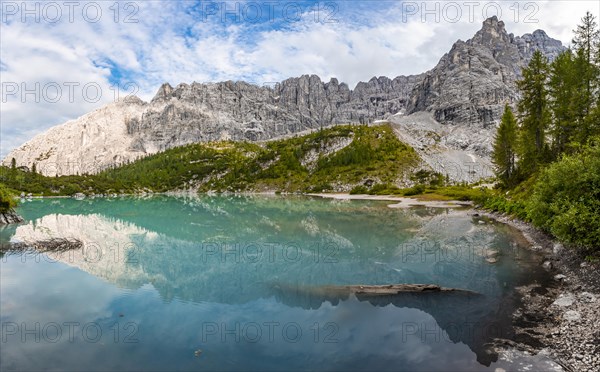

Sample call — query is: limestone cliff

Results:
[3,17,564,177]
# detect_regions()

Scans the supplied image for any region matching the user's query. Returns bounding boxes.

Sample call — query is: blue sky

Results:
[1,0,599,158]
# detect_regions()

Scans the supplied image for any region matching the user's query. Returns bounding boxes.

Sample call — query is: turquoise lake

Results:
[0,196,553,371]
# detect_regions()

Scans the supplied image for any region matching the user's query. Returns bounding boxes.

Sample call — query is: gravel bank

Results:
[478,210,600,372]
[307,193,473,208]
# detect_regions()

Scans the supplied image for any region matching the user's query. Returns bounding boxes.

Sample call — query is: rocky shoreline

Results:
[478,210,600,372]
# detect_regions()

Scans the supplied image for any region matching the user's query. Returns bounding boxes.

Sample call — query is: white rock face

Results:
[407,17,565,128]
[3,97,150,176]
[300,135,353,171]
[564,310,581,321]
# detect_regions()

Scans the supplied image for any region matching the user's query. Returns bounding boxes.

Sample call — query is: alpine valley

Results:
[3,16,564,184]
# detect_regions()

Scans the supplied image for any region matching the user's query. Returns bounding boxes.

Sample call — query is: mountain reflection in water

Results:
[1,196,553,371]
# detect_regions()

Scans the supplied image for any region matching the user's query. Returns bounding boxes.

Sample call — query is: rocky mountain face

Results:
[4,97,149,176]
[129,74,423,154]
[407,16,564,128]
[5,75,423,176]
[395,17,564,177]
[3,17,564,177]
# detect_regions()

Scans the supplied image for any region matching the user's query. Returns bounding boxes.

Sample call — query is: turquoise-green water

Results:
[0,196,550,371]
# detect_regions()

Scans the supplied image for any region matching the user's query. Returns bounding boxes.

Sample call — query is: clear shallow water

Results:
[0,196,551,371]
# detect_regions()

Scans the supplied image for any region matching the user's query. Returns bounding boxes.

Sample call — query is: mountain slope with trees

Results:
[0,124,422,195]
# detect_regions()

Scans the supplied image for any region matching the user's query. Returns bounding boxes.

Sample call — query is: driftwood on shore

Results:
[0,210,24,225]
[0,238,83,254]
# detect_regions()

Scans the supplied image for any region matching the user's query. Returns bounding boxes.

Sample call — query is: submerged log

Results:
[272,283,482,305]
[294,284,480,298]
[0,238,83,254]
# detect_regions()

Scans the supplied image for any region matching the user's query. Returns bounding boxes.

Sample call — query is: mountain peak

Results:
[470,16,510,47]
[407,15,565,128]
[483,15,504,28]
[532,29,548,37]
[152,82,174,102]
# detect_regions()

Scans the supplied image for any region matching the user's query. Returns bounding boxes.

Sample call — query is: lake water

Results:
[0,196,554,371]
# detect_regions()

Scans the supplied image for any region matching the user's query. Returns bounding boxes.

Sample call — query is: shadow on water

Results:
[271,283,509,366]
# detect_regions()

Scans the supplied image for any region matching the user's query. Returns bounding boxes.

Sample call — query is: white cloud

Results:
[1,0,598,158]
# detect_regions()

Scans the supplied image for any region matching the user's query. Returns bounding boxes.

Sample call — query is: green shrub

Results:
[403,184,426,196]
[482,195,528,220]
[410,170,445,187]
[0,184,17,212]
[369,183,392,194]
[527,141,600,251]
[349,185,369,194]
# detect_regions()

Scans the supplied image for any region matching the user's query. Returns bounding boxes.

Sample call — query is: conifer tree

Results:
[572,12,599,90]
[492,105,519,185]
[572,12,600,141]
[548,50,577,156]
[517,50,551,175]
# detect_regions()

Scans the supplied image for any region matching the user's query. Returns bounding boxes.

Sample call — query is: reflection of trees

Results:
[17,195,424,259]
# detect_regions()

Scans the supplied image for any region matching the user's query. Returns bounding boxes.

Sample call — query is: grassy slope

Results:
[0,124,421,195]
